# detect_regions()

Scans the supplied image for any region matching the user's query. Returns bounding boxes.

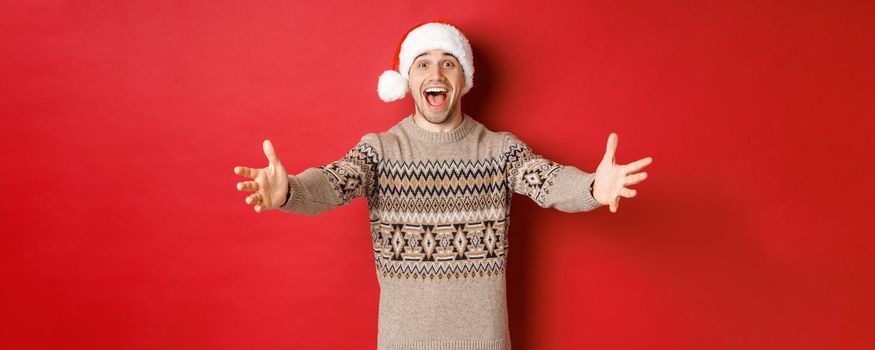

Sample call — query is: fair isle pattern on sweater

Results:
[316,132,568,280]
[320,142,381,205]
[279,114,601,350]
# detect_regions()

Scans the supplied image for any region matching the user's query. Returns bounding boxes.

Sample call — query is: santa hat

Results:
[377,20,474,102]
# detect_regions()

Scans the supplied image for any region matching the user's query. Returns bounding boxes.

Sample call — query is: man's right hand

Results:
[233,139,290,212]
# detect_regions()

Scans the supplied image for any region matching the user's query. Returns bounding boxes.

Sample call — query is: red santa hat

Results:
[377,20,475,102]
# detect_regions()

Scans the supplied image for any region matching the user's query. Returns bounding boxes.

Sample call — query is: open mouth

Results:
[423,86,449,110]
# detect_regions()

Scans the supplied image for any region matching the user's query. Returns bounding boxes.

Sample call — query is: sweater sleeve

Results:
[502,132,602,213]
[278,133,381,216]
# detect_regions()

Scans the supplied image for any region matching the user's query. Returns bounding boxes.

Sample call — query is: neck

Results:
[412,106,464,133]
[400,111,476,144]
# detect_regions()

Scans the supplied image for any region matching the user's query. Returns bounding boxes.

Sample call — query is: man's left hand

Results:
[592,132,653,213]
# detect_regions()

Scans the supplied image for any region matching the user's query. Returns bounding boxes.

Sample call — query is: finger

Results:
[619,187,637,198]
[263,139,279,165]
[624,156,653,174]
[245,192,261,205]
[612,197,620,213]
[234,166,259,180]
[603,133,618,163]
[603,132,618,163]
[254,203,263,213]
[236,181,259,192]
[624,172,648,186]
[609,196,617,213]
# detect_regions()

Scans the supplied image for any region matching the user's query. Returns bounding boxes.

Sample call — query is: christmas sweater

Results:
[279,114,602,350]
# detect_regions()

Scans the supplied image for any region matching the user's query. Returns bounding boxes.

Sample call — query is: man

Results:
[233,21,652,350]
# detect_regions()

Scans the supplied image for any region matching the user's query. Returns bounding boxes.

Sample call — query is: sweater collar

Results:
[400,113,477,144]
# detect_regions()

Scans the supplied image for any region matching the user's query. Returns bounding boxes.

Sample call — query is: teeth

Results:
[425,87,447,93]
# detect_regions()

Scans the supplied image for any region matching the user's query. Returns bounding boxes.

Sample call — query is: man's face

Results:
[408,49,466,125]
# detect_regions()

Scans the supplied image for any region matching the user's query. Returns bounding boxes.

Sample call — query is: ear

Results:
[456,71,467,93]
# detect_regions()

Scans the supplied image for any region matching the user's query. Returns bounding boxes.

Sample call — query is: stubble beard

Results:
[414,96,458,125]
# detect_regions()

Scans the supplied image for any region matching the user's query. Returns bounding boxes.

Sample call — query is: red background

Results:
[2,1,873,349]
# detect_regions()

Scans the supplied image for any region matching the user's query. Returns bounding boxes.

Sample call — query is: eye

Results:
[417,62,428,69]
[442,61,455,68]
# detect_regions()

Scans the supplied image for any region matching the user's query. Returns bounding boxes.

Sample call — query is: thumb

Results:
[263,139,280,165]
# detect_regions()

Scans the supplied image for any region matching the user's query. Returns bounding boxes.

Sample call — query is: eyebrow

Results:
[414,52,457,61]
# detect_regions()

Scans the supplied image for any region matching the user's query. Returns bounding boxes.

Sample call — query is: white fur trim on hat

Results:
[378,70,408,102]
[377,22,474,102]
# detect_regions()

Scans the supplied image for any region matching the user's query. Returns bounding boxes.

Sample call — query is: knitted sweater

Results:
[279,114,602,350]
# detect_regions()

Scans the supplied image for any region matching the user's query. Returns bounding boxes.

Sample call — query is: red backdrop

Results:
[2,1,873,349]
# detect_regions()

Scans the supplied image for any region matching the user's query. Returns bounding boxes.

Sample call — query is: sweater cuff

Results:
[548,165,603,212]
[580,171,602,210]
[278,174,305,213]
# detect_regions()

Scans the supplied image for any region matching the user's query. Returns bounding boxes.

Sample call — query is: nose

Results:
[425,64,447,82]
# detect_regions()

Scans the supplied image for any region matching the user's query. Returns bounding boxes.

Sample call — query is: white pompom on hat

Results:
[377,20,474,102]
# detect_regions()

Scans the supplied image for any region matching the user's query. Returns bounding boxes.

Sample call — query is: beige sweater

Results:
[279,114,602,350]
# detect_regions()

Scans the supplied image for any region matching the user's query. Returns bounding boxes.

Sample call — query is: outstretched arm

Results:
[504,132,601,212]
[233,135,381,215]
[503,132,652,213]
[278,136,381,215]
